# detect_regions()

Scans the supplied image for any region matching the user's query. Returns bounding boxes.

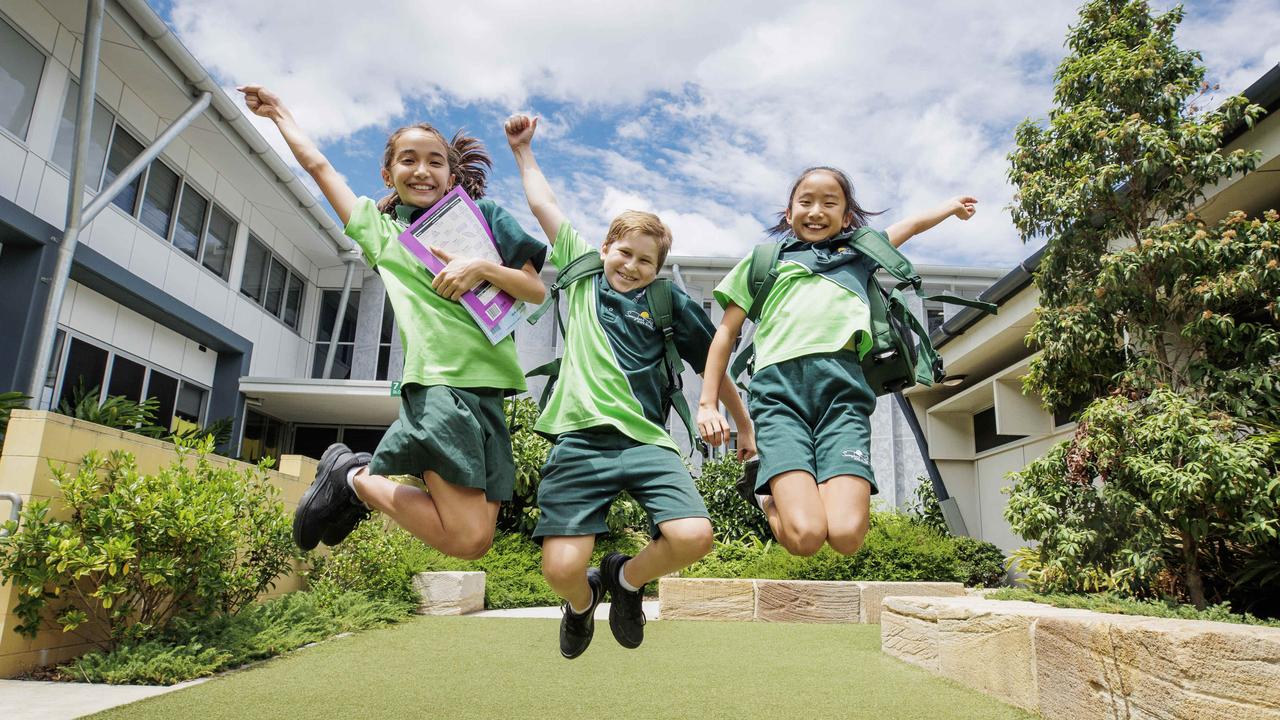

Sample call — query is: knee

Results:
[827,525,867,556]
[664,520,714,562]
[542,556,583,588]
[781,523,828,557]
[452,531,494,561]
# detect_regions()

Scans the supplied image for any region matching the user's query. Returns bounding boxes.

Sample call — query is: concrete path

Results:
[0,677,207,720]
[0,603,659,719]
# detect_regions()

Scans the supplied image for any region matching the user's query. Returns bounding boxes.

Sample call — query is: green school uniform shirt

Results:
[715,234,875,373]
[343,196,545,391]
[533,221,715,452]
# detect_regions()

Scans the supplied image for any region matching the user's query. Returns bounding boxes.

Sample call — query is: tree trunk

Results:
[1181,528,1208,609]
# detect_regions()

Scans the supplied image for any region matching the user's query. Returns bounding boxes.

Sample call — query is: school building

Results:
[0,0,1003,514]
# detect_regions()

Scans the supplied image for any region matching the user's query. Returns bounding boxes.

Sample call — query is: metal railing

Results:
[0,492,21,538]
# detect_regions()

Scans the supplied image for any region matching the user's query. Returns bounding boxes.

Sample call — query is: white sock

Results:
[617,561,640,593]
[755,493,770,511]
[345,465,364,492]
[568,584,595,615]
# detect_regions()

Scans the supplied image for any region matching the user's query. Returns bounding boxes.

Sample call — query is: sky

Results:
[148,0,1280,270]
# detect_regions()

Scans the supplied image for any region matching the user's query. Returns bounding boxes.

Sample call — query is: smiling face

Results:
[784,170,855,243]
[380,128,455,208]
[601,231,662,293]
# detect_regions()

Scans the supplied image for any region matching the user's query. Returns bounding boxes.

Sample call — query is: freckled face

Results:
[785,171,854,242]
[601,232,661,292]
[381,129,454,208]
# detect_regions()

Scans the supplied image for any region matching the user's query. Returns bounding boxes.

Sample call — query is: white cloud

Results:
[168,0,1280,268]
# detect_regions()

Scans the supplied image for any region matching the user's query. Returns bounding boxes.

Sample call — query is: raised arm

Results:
[884,195,977,248]
[505,115,566,243]
[697,303,748,448]
[239,85,358,225]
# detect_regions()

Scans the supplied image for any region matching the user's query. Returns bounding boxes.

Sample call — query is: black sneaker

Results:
[737,457,762,510]
[559,568,603,659]
[293,443,371,551]
[600,552,645,649]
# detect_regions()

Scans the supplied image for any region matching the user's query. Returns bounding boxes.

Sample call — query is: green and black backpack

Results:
[728,228,996,396]
[524,253,699,449]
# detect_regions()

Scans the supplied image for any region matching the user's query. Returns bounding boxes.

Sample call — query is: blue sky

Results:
[149,0,1280,270]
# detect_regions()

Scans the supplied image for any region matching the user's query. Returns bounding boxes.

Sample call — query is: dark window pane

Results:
[973,407,1026,454]
[341,427,387,455]
[376,346,390,381]
[106,355,146,401]
[311,343,353,380]
[380,295,395,343]
[292,426,339,461]
[240,235,269,302]
[203,205,235,278]
[139,160,179,237]
[172,183,208,259]
[53,80,112,188]
[264,257,286,316]
[241,409,283,464]
[145,371,178,424]
[283,273,304,330]
[173,382,206,432]
[104,127,143,213]
[58,338,109,410]
[316,289,360,343]
[0,19,45,139]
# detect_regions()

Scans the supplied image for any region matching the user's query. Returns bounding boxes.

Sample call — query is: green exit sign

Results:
[390,381,402,397]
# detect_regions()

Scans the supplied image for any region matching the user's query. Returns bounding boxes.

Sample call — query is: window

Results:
[0,18,45,140]
[173,182,208,259]
[377,295,395,381]
[312,289,359,379]
[170,182,236,280]
[46,332,209,431]
[139,159,179,238]
[103,126,144,214]
[925,300,946,334]
[53,80,113,188]
[241,409,284,464]
[973,406,1027,454]
[203,205,234,278]
[241,234,305,331]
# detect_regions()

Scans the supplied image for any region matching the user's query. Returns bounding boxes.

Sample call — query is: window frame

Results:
[241,233,308,333]
[0,13,48,143]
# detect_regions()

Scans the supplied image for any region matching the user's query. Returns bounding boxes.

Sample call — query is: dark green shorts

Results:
[748,351,878,495]
[369,384,515,502]
[533,428,708,538]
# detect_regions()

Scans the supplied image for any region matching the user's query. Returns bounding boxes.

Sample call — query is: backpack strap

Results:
[524,253,605,409]
[728,242,783,385]
[849,229,997,314]
[646,279,699,453]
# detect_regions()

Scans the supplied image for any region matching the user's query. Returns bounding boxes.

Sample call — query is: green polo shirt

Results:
[715,235,874,372]
[343,196,546,391]
[534,221,715,452]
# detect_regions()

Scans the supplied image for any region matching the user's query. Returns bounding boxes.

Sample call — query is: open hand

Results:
[504,114,538,150]
[430,247,493,301]
[237,85,285,120]
[951,195,978,220]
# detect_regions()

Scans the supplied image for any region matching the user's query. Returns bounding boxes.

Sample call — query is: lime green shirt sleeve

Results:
[343,196,393,268]
[713,255,753,312]
[550,221,592,270]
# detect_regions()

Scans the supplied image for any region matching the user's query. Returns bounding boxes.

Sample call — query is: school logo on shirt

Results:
[841,448,869,464]
[625,309,655,330]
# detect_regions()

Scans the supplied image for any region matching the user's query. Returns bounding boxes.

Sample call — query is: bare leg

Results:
[352,468,498,560]
[542,535,597,611]
[766,470,829,556]
[819,475,872,555]
[622,517,714,587]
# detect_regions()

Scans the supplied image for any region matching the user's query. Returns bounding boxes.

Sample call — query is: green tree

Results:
[1004,0,1279,611]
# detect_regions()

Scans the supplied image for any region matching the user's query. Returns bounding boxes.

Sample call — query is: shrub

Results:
[497,397,551,536]
[906,478,948,535]
[951,536,1007,587]
[60,590,411,684]
[0,390,29,442]
[695,455,770,543]
[308,520,427,606]
[0,438,295,650]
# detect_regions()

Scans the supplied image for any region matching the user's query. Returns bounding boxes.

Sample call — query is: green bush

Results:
[684,510,1006,586]
[55,382,234,449]
[906,478,948,535]
[0,438,295,650]
[695,455,770,543]
[60,590,411,684]
[308,520,428,606]
[0,390,29,442]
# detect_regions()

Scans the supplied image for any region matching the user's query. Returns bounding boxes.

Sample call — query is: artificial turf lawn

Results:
[89,618,1034,720]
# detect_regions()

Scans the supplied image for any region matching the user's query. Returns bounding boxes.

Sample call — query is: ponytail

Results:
[378,123,493,217]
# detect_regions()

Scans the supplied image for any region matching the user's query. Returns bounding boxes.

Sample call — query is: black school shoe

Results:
[560,568,604,659]
[600,552,646,649]
[737,457,762,511]
[317,444,372,547]
[292,443,372,551]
